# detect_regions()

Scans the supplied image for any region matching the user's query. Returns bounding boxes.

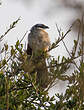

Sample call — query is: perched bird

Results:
[27,24,50,55]
[26,24,50,88]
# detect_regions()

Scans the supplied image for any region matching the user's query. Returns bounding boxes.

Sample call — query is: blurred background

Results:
[0,0,84,96]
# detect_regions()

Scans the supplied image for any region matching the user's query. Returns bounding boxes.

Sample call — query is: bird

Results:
[26,24,51,88]
[26,24,50,55]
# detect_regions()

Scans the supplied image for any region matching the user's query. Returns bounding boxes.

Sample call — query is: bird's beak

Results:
[45,25,49,29]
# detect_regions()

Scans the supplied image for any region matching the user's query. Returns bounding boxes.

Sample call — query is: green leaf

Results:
[2,59,7,66]
[15,40,20,50]
[4,44,8,51]
[11,46,15,56]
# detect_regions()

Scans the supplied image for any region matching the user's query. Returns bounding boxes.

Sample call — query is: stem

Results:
[81,15,84,63]
[5,76,9,110]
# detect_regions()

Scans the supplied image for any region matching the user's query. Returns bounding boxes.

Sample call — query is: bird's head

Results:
[30,24,49,32]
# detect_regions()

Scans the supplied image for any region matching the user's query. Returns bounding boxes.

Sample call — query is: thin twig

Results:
[56,19,81,70]
[81,15,84,63]
[0,18,20,41]
[19,31,28,44]
[62,20,81,70]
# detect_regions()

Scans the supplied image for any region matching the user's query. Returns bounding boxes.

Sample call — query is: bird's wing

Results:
[26,43,32,55]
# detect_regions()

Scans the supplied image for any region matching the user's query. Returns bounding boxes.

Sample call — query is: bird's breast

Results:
[28,29,50,52]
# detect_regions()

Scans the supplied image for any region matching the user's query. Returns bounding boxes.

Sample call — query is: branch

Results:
[0,17,20,41]
[56,19,81,70]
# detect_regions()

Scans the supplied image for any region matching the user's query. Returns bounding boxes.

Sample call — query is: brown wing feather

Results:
[26,44,32,55]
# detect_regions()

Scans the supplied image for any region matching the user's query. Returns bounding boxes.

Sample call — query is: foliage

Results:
[0,18,84,110]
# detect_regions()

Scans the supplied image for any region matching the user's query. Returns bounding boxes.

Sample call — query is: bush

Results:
[0,18,84,110]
